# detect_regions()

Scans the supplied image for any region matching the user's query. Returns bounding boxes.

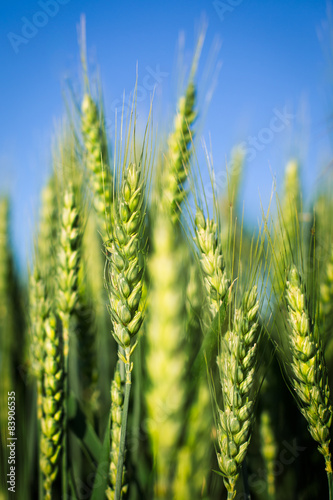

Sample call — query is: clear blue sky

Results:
[0,0,332,271]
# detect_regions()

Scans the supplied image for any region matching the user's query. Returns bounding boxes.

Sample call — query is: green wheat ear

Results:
[216,285,260,499]
[105,160,146,353]
[56,182,81,498]
[145,212,188,499]
[195,207,230,319]
[160,80,196,223]
[79,17,113,241]
[174,207,231,499]
[40,313,63,500]
[105,156,148,499]
[57,185,81,351]
[37,176,59,300]
[81,92,112,240]
[285,265,332,475]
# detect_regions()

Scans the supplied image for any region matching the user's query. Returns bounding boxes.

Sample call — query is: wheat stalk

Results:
[106,361,128,500]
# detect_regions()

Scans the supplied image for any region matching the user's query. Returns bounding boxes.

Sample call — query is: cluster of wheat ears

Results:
[1,24,333,500]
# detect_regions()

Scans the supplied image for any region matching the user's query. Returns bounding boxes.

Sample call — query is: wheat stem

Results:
[328,470,333,500]
[114,348,132,500]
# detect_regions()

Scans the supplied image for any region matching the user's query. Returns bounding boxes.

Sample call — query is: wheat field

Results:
[1,21,333,500]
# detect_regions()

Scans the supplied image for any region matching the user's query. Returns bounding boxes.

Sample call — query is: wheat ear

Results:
[81,93,112,240]
[105,160,146,500]
[37,177,59,299]
[217,285,260,499]
[56,184,81,497]
[285,265,332,481]
[145,213,188,499]
[161,81,196,222]
[174,209,230,498]
[195,208,230,318]
[29,267,49,415]
[40,313,63,500]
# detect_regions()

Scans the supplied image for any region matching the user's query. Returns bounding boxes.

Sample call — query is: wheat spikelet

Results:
[217,285,260,499]
[39,313,63,500]
[285,265,332,472]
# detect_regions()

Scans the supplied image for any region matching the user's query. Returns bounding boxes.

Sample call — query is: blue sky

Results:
[0,0,332,271]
